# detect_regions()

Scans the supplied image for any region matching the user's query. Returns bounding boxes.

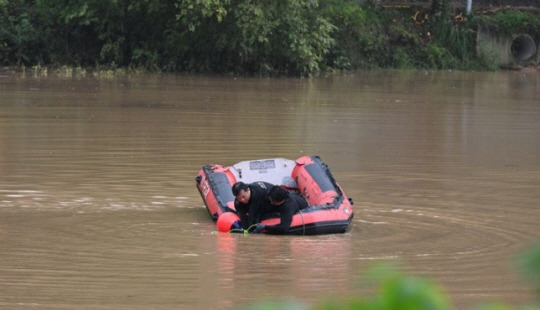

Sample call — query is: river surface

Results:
[0,69,539,309]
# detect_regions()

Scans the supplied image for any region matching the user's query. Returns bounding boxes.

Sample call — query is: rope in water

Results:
[228,217,306,235]
[229,223,259,234]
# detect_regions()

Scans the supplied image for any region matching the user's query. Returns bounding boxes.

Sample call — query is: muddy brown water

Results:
[1,70,539,309]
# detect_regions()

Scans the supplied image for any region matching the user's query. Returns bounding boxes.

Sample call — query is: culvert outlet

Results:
[510,34,537,62]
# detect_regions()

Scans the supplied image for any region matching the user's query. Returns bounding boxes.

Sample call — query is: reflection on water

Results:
[214,232,353,308]
[0,70,539,309]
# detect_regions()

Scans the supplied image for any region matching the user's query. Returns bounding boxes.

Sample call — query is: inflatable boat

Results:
[195,155,354,235]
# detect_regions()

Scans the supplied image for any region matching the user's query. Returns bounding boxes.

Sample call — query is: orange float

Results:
[216,212,242,232]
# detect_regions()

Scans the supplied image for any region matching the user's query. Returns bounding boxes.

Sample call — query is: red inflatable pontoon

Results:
[195,155,354,235]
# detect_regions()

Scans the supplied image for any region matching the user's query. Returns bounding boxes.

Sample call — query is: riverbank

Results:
[1,1,539,76]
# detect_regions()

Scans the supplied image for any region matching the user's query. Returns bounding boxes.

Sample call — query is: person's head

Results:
[267,185,288,206]
[232,182,251,204]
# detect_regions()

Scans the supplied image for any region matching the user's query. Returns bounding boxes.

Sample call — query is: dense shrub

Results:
[0,0,335,76]
[0,0,538,75]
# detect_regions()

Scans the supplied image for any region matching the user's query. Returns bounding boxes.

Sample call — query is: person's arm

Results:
[247,203,265,228]
[246,184,268,228]
[234,202,249,230]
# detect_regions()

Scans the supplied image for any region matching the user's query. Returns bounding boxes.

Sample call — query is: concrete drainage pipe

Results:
[510,34,537,63]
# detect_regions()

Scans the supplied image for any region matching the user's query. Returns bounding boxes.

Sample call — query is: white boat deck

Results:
[229,158,298,188]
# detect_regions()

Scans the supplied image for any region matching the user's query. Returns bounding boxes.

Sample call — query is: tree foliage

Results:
[1,0,538,75]
[0,0,335,76]
[320,0,389,69]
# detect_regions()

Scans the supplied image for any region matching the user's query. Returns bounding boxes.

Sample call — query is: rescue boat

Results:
[195,155,354,235]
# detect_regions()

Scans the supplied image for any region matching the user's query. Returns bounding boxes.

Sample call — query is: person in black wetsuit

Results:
[252,185,309,234]
[232,181,273,230]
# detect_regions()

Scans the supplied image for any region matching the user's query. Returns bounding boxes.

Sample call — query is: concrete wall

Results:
[477,26,539,67]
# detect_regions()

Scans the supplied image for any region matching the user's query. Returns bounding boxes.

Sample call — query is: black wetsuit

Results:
[234,181,273,229]
[264,193,309,234]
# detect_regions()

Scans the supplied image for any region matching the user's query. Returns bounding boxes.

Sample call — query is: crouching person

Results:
[232,181,273,230]
[252,185,308,234]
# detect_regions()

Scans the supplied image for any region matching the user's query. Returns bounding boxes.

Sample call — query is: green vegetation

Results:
[0,0,539,76]
[475,10,540,37]
[314,264,451,310]
[516,241,540,302]
[240,241,540,310]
